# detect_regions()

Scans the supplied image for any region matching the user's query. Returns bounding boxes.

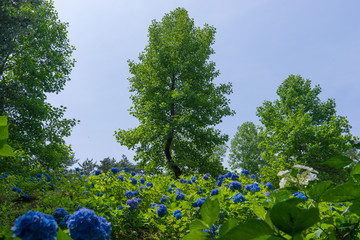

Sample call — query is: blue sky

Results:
[49,0,360,168]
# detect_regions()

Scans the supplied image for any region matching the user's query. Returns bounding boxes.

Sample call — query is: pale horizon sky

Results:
[48,0,360,169]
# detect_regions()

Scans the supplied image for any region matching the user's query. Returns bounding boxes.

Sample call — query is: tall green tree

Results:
[256,75,355,182]
[229,121,265,176]
[115,8,234,178]
[78,158,98,176]
[98,157,117,174]
[0,0,78,170]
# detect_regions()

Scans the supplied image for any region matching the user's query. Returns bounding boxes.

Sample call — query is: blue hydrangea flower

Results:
[245,184,252,191]
[44,174,51,182]
[126,199,139,211]
[12,186,18,192]
[150,203,157,209]
[95,170,101,176]
[111,168,119,174]
[140,185,146,192]
[67,208,111,240]
[134,190,140,196]
[197,187,203,195]
[131,171,136,176]
[217,180,223,187]
[233,193,246,203]
[146,182,153,188]
[179,178,186,183]
[266,182,273,190]
[241,169,249,176]
[263,192,271,196]
[75,168,79,172]
[123,167,129,173]
[3,173,8,178]
[53,208,68,223]
[173,210,182,220]
[11,211,57,240]
[140,177,145,184]
[229,181,242,191]
[118,206,124,210]
[160,195,170,204]
[191,177,196,182]
[125,191,134,199]
[250,174,255,180]
[76,206,83,211]
[203,175,209,180]
[231,174,239,180]
[187,179,192,184]
[211,189,219,196]
[224,172,232,178]
[117,175,124,181]
[157,205,167,218]
[176,192,185,201]
[130,178,137,185]
[171,183,176,188]
[167,187,172,192]
[192,197,206,208]
[36,173,42,178]
[59,215,70,229]
[292,192,308,201]
[134,197,142,204]
[250,183,260,192]
[80,171,84,175]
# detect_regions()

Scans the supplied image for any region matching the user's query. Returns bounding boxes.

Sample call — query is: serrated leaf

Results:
[252,201,266,220]
[323,156,353,169]
[57,229,72,240]
[270,200,320,236]
[218,218,238,236]
[0,125,9,140]
[308,181,334,201]
[200,198,220,227]
[0,144,14,157]
[321,182,360,202]
[218,220,273,240]
[0,116,7,126]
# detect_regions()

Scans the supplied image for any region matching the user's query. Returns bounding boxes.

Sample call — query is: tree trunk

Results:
[164,73,182,179]
[165,135,182,179]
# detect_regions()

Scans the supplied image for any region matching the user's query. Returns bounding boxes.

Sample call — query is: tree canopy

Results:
[256,75,355,182]
[0,0,78,171]
[229,121,265,176]
[115,8,234,178]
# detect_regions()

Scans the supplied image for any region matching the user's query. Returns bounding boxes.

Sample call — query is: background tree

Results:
[115,8,234,178]
[78,158,98,176]
[98,157,117,174]
[0,0,78,171]
[115,154,142,174]
[256,75,355,183]
[229,121,265,176]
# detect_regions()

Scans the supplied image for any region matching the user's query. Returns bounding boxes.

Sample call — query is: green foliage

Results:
[256,75,356,183]
[229,122,266,176]
[115,7,234,178]
[78,158,98,176]
[0,0,78,171]
[0,116,14,157]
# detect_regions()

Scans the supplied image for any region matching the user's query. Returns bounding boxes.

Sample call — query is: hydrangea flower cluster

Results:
[211,189,219,196]
[157,204,167,217]
[233,193,246,203]
[173,209,182,220]
[111,167,119,174]
[192,197,206,208]
[292,192,308,201]
[146,182,153,188]
[241,169,249,176]
[126,198,139,211]
[140,177,145,184]
[278,164,318,188]
[125,191,134,199]
[95,170,101,176]
[123,167,129,172]
[67,208,111,240]
[176,192,185,201]
[12,186,29,198]
[53,207,68,223]
[12,211,58,240]
[160,195,170,204]
[229,181,242,191]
